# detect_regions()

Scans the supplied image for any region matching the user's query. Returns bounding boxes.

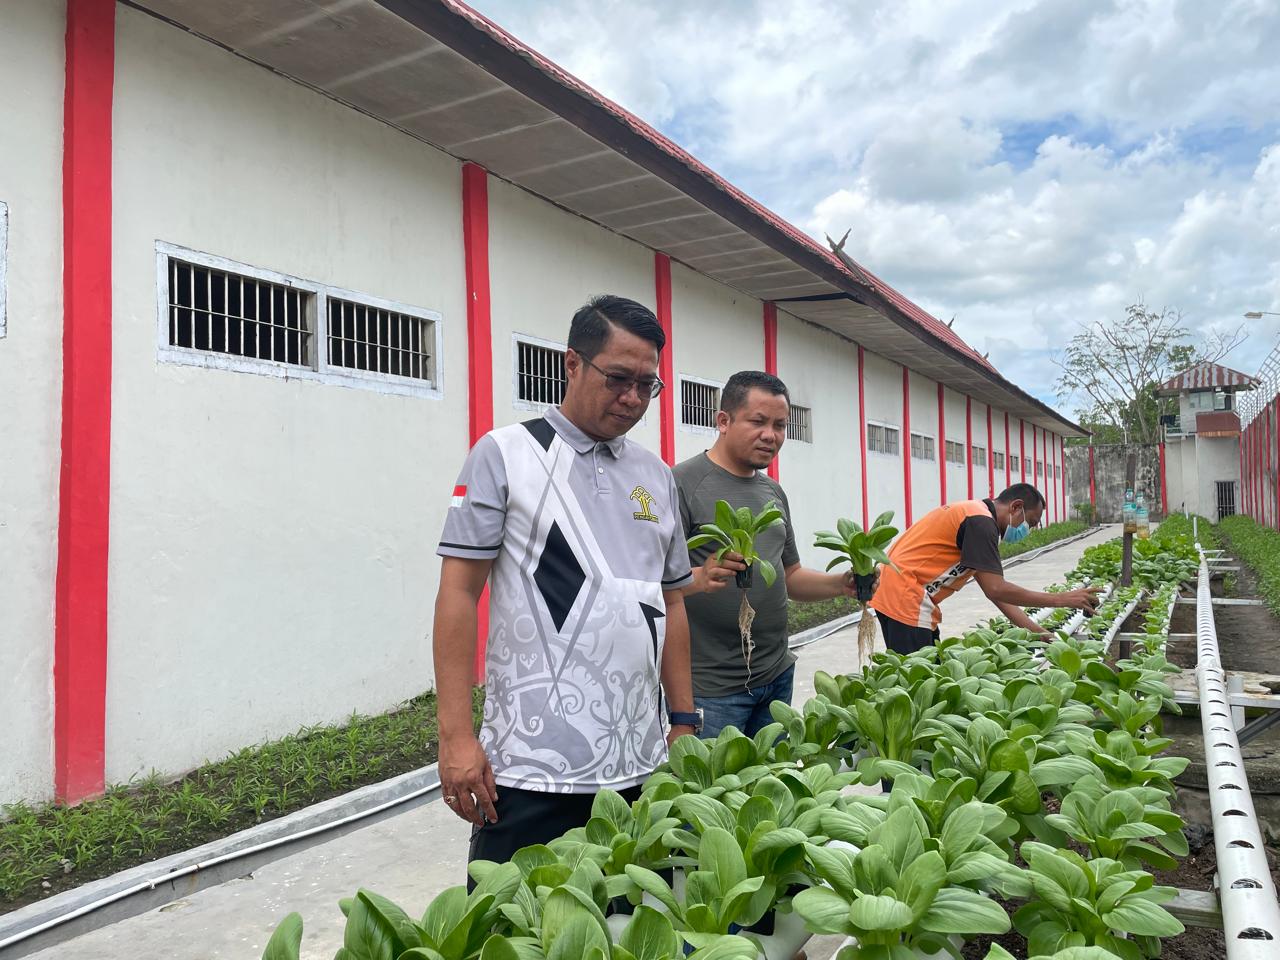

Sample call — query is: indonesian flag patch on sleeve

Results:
[451,485,467,508]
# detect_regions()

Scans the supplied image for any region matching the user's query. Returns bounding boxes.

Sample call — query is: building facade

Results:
[1158,362,1257,522]
[1,0,1082,806]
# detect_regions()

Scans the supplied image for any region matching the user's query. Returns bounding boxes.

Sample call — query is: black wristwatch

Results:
[668,709,704,733]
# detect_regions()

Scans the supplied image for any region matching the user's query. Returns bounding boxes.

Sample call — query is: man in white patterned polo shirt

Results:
[433,295,698,872]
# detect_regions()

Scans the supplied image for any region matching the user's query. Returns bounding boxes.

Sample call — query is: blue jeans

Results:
[695,665,795,739]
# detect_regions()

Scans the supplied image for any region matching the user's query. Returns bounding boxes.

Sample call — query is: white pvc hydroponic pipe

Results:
[1195,553,1280,955]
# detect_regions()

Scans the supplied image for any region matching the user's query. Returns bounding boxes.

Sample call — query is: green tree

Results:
[1055,302,1242,445]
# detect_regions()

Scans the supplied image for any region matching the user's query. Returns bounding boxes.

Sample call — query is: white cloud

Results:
[471,0,1280,410]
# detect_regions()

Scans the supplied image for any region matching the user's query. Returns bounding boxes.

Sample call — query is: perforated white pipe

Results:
[1195,553,1280,954]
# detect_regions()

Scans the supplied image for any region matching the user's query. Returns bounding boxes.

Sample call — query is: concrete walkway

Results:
[25,525,1120,960]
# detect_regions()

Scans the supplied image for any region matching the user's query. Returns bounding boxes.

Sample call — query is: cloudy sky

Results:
[469,0,1280,414]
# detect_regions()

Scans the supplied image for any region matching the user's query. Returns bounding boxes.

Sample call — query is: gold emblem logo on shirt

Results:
[630,485,660,523]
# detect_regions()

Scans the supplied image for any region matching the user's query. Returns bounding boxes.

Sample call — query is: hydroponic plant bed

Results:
[257,527,1246,960]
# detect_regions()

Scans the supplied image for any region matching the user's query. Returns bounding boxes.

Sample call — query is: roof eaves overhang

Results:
[372,0,1086,437]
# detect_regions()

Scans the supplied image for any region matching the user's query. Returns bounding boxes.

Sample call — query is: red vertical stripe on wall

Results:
[937,384,947,505]
[1051,433,1058,523]
[858,346,869,530]
[965,396,974,500]
[1274,397,1280,528]
[1240,428,1247,520]
[1061,435,1067,520]
[763,302,779,482]
[654,254,675,467]
[462,162,493,684]
[54,0,116,805]
[1004,413,1011,488]
[1020,421,1026,483]
[986,406,995,497]
[903,368,913,527]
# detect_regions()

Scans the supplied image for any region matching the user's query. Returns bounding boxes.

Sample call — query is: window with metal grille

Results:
[869,424,901,456]
[945,440,966,465]
[167,257,310,365]
[972,446,987,467]
[1055,464,1061,480]
[328,297,435,382]
[681,379,721,429]
[1024,457,1033,474]
[786,404,812,442]
[1036,461,1044,477]
[1216,480,1237,520]
[993,451,1005,471]
[910,433,935,460]
[515,338,567,406]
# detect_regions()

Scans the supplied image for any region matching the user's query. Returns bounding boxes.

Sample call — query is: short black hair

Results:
[720,371,790,415]
[567,295,665,358]
[997,483,1046,510]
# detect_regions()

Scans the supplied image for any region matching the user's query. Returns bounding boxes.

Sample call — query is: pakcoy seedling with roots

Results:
[813,512,899,667]
[687,500,785,686]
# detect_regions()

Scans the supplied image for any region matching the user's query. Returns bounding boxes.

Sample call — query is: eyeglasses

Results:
[580,356,665,398]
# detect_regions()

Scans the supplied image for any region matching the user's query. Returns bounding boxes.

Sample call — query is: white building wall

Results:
[861,351,906,527]
[971,401,992,500]
[487,178,660,455]
[909,371,941,517]
[940,387,966,504]
[1196,435,1242,521]
[774,312,860,569]
[105,7,469,783]
[669,261,763,465]
[0,0,65,805]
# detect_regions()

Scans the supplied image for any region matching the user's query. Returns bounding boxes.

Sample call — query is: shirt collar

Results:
[546,407,627,458]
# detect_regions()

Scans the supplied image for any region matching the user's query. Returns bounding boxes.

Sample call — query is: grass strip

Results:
[1218,515,1280,615]
[1,689,481,911]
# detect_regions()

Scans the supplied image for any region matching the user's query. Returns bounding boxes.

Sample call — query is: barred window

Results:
[681,379,721,429]
[167,258,310,365]
[1055,464,1061,480]
[910,433,935,461]
[787,405,812,442]
[972,446,987,467]
[1036,460,1044,477]
[868,423,900,456]
[945,440,966,465]
[328,297,435,382]
[516,338,567,406]
[1024,457,1033,474]
[993,451,1005,471]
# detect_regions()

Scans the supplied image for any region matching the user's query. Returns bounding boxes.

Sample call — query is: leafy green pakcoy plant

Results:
[819,771,1028,898]
[686,500,785,679]
[813,511,899,662]
[643,726,791,802]
[687,500,784,589]
[1014,841,1184,960]
[793,806,1012,958]
[1062,729,1189,796]
[1043,779,1188,872]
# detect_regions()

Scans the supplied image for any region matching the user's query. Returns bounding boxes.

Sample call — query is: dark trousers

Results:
[467,784,642,887]
[876,611,940,655]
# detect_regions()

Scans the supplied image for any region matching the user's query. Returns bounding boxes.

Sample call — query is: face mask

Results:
[1003,507,1030,544]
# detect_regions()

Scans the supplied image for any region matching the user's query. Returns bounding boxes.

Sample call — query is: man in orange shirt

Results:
[869,483,1099,653]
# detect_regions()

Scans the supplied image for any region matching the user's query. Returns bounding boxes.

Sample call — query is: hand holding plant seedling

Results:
[687,500,785,685]
[814,511,899,667]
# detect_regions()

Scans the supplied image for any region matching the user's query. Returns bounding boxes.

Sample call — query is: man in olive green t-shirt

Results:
[674,371,858,738]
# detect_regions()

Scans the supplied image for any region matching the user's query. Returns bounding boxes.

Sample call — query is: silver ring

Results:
[445,795,458,803]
